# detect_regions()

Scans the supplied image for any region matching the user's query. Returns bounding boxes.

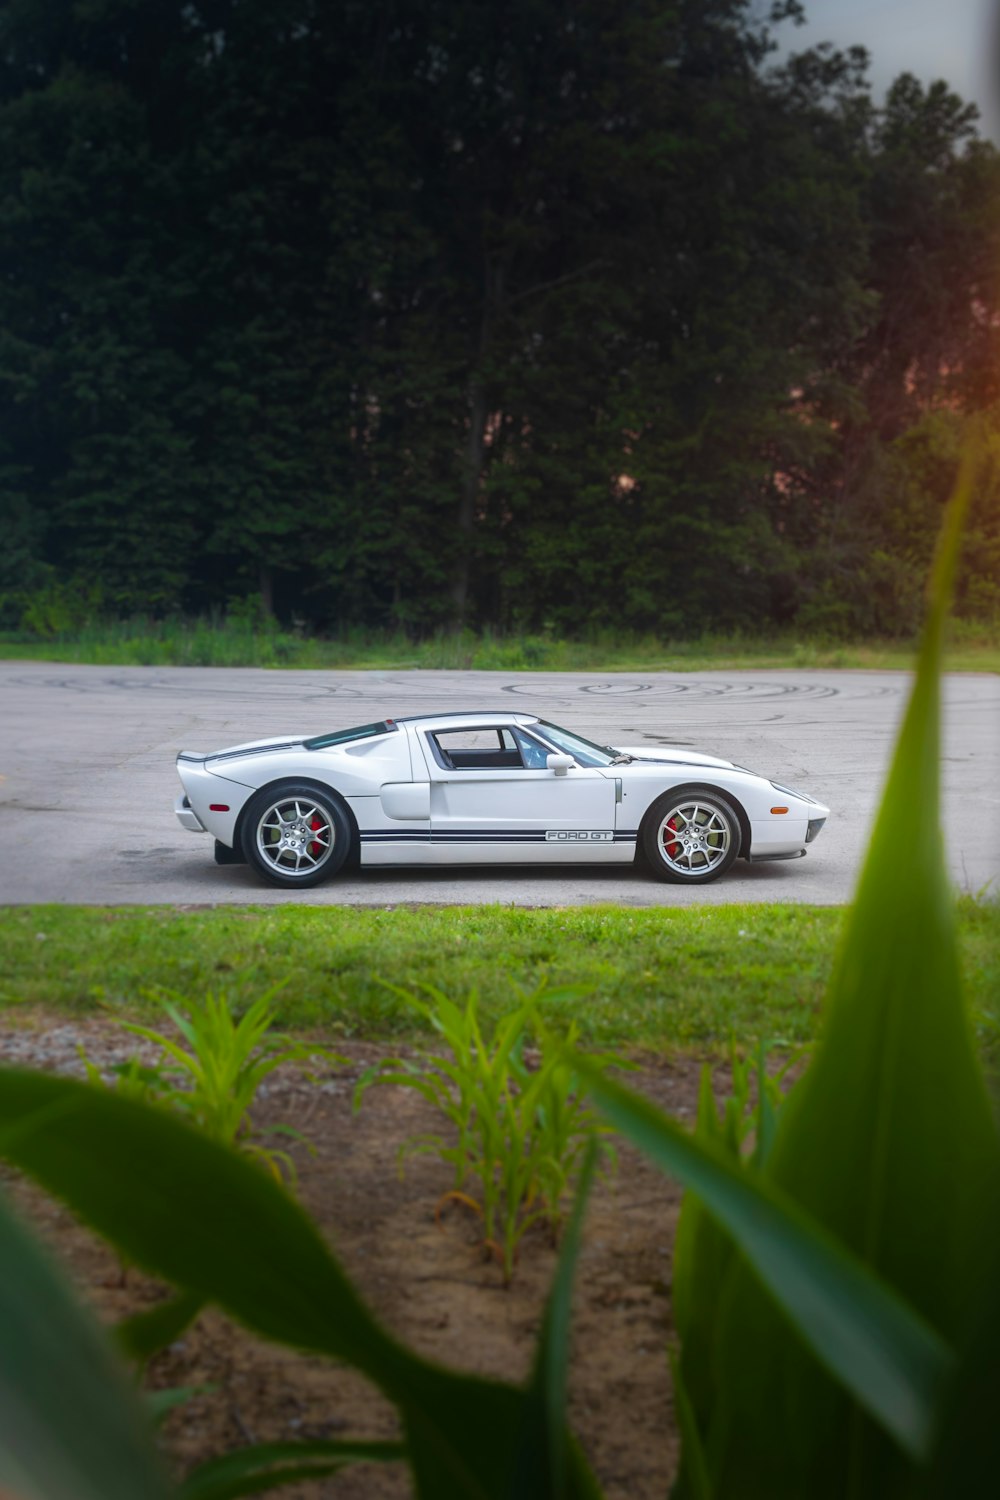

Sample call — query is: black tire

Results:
[241,782,352,888]
[642,790,741,884]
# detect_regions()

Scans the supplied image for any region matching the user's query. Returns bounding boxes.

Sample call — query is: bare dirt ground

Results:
[0,1017,706,1498]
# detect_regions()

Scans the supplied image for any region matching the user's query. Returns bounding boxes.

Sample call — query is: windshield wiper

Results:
[609,753,634,765]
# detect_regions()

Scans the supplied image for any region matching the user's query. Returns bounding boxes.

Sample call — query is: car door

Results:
[419,724,622,862]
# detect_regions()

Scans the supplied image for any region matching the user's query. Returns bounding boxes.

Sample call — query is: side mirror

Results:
[546,753,575,776]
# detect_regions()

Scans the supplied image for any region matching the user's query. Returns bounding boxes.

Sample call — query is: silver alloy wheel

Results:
[255,796,336,877]
[655,799,732,877]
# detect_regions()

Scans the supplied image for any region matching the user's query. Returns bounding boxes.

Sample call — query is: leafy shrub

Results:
[18,577,105,638]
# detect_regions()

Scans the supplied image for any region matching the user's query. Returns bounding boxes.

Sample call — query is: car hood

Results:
[612,746,737,770]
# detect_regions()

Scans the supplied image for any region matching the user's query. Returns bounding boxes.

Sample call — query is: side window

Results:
[434,729,502,758]
[428,728,528,770]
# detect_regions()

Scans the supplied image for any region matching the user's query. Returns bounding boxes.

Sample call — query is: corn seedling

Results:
[82,988,344,1185]
[78,1053,166,1108]
[708,1037,805,1167]
[355,983,622,1280]
[520,1017,622,1244]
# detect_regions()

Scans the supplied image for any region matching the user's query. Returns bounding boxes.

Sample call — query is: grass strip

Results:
[1,622,997,673]
[2,902,997,1064]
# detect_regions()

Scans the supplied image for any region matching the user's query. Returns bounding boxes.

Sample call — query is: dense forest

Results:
[1,0,999,638]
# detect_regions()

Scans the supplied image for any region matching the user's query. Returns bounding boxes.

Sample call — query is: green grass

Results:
[1,616,998,672]
[2,902,997,1065]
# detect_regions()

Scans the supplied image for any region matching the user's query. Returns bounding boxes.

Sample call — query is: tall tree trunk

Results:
[450,259,503,627]
[258,561,275,617]
[450,373,488,626]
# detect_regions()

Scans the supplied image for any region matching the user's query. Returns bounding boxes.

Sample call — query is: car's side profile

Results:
[175,712,828,888]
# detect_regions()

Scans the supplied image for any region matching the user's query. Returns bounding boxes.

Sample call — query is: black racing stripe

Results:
[434,833,547,843]
[360,830,546,844]
[207,741,303,763]
[360,828,633,845]
[360,831,431,842]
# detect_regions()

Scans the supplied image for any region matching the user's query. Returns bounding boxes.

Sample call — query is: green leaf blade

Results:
[0,1188,173,1500]
[579,1068,953,1462]
[688,458,1000,1495]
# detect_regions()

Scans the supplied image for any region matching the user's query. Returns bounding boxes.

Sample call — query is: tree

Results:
[1,0,995,639]
[794,73,1000,634]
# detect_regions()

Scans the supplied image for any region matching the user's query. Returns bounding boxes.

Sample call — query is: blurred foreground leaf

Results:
[579,1068,951,1462]
[0,1186,172,1500]
[178,1439,406,1500]
[0,1069,600,1498]
[592,446,1000,1497]
[701,440,1000,1496]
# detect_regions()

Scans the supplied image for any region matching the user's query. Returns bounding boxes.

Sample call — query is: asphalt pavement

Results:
[0,662,997,906]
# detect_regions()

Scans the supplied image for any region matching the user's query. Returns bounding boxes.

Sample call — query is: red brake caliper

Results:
[309,815,324,856]
[665,816,680,859]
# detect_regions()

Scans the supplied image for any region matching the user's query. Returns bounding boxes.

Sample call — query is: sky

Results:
[772,0,1000,140]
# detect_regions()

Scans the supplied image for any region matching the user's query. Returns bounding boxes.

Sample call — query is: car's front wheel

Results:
[642,791,741,884]
[241,782,352,888]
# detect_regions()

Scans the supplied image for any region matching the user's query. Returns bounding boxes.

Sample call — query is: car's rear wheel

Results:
[241,782,352,888]
[642,791,741,884]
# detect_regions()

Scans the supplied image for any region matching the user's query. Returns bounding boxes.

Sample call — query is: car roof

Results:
[393,711,541,729]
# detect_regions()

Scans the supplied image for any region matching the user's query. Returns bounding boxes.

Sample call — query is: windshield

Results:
[533,719,616,768]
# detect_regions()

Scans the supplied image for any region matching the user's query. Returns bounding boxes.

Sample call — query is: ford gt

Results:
[174,712,827,887]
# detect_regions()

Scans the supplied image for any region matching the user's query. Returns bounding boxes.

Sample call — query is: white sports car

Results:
[175,712,828,888]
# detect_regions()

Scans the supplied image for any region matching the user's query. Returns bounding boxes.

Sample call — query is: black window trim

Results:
[424,725,532,773]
